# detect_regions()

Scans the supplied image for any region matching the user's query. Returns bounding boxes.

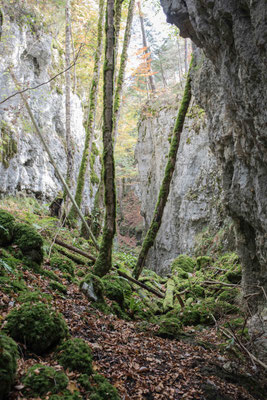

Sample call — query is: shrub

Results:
[0,209,15,246]
[56,338,93,375]
[5,302,68,354]
[13,223,44,265]
[0,333,19,400]
[22,364,68,397]
[171,255,195,273]
[50,255,75,276]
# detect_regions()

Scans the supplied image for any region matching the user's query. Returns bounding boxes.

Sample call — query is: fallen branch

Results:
[201,280,240,288]
[55,245,87,265]
[55,238,96,262]
[114,267,165,299]
[9,69,99,251]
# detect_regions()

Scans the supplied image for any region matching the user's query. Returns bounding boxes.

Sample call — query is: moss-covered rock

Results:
[0,333,19,400]
[5,302,68,354]
[0,209,15,246]
[225,268,242,284]
[156,317,181,339]
[90,374,120,400]
[13,223,44,265]
[56,338,93,375]
[22,364,68,398]
[171,255,195,273]
[217,288,239,304]
[80,273,104,302]
[102,275,132,309]
[50,255,75,276]
[196,256,212,269]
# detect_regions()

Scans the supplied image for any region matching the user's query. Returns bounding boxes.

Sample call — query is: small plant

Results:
[22,364,68,398]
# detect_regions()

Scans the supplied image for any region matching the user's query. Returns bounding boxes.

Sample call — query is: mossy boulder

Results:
[0,209,15,246]
[5,302,68,354]
[90,374,120,400]
[196,256,212,269]
[80,273,104,302]
[171,255,195,274]
[0,333,19,400]
[56,338,93,375]
[13,223,44,265]
[217,288,239,304]
[156,317,181,339]
[225,267,242,284]
[50,255,75,276]
[102,275,132,308]
[22,364,68,398]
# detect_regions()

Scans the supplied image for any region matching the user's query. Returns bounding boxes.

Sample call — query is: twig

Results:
[257,285,267,301]
[201,280,240,288]
[0,44,84,106]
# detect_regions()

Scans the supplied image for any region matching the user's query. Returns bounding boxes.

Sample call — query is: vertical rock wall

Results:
[0,7,100,209]
[136,99,230,274]
[161,0,267,360]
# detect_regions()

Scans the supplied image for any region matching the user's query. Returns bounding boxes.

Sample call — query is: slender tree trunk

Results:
[184,38,188,73]
[113,0,135,141]
[133,60,193,279]
[94,0,116,277]
[137,1,155,92]
[65,0,73,193]
[68,0,105,222]
[114,0,122,81]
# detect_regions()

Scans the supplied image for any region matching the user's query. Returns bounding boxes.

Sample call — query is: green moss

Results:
[80,273,104,302]
[5,302,68,354]
[0,121,18,169]
[42,269,61,281]
[50,255,75,276]
[217,288,239,304]
[22,364,68,398]
[171,254,195,273]
[0,333,19,400]
[102,275,132,309]
[0,209,15,246]
[156,317,181,339]
[49,280,67,294]
[49,390,82,400]
[56,338,93,375]
[196,256,212,269]
[225,268,242,284]
[0,275,27,294]
[13,223,44,265]
[76,269,86,277]
[90,374,120,400]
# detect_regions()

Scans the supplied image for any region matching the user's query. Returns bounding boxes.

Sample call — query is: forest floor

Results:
[1,199,266,400]
[1,265,266,400]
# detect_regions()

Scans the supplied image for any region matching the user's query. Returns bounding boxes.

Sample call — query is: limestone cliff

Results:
[161,0,267,360]
[0,5,100,209]
[135,97,233,274]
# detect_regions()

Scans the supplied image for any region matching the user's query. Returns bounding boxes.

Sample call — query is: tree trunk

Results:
[137,1,155,92]
[94,0,116,277]
[114,0,122,81]
[65,0,73,194]
[68,0,105,222]
[113,0,135,141]
[133,60,192,279]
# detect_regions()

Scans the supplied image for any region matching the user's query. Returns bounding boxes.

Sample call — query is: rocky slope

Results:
[0,5,100,209]
[160,0,267,360]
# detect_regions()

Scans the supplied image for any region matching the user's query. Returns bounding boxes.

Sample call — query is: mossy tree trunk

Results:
[68,0,105,223]
[133,61,193,280]
[113,0,135,140]
[93,0,117,277]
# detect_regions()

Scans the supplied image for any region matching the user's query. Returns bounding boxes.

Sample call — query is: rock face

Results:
[0,8,100,209]
[136,99,230,274]
[160,0,267,360]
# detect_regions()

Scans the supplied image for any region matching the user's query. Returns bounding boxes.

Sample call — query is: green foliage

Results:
[171,254,195,273]
[56,338,93,375]
[102,275,132,308]
[89,374,120,400]
[22,364,68,398]
[50,254,75,276]
[49,280,67,294]
[0,333,19,400]
[0,209,15,246]
[13,223,44,265]
[5,302,68,354]
[49,390,82,400]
